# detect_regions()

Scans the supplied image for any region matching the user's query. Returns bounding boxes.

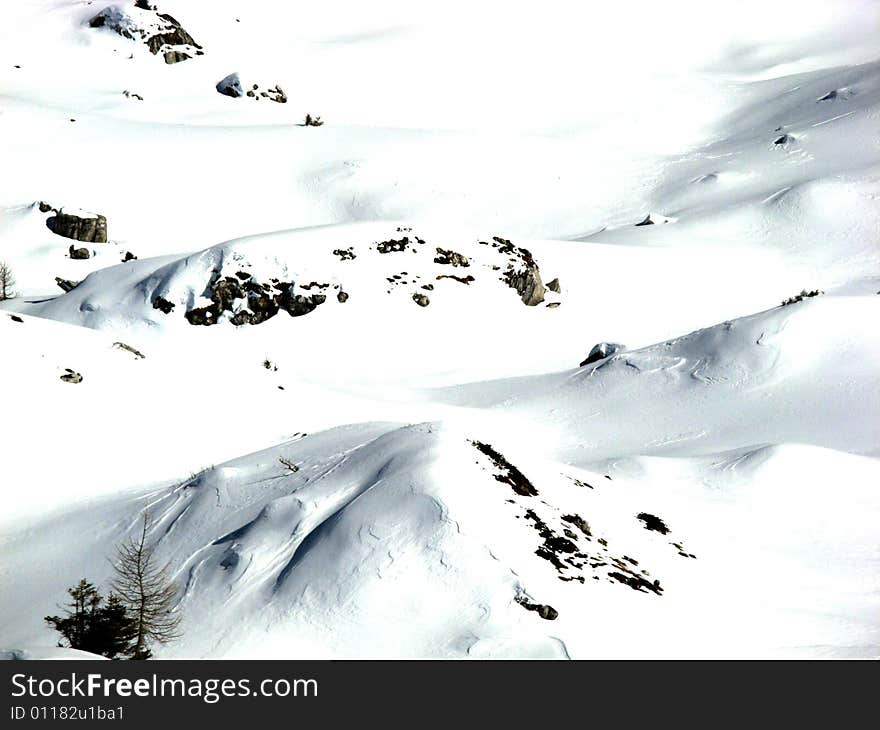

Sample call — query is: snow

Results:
[1,1,878,659]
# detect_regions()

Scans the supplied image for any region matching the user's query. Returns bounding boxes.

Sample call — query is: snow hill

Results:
[1,0,879,658]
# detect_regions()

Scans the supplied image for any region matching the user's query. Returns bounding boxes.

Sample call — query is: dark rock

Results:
[211,277,244,310]
[247,292,279,323]
[68,244,90,260]
[337,290,349,303]
[152,296,175,314]
[377,238,409,254]
[636,512,670,535]
[38,201,55,213]
[433,247,469,267]
[471,440,538,496]
[332,247,356,261]
[10,315,23,323]
[579,342,625,367]
[49,210,107,243]
[412,293,430,307]
[234,271,251,280]
[608,571,663,595]
[781,289,822,306]
[546,277,561,293]
[515,597,558,621]
[55,277,80,292]
[60,368,82,384]
[184,304,220,325]
[122,251,137,262]
[436,274,474,284]
[774,134,794,145]
[279,291,325,317]
[818,89,838,101]
[635,214,654,226]
[562,513,592,537]
[230,310,253,326]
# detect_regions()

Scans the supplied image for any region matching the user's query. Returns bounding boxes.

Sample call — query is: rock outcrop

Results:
[579,342,625,367]
[68,244,90,260]
[89,4,203,64]
[55,277,81,292]
[49,209,107,243]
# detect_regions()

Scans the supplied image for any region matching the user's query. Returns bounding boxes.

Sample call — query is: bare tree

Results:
[112,513,182,659]
[0,261,15,300]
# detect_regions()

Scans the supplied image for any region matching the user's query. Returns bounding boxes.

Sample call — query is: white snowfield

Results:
[1,0,878,659]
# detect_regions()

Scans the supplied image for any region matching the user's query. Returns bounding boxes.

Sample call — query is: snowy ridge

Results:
[1,0,879,658]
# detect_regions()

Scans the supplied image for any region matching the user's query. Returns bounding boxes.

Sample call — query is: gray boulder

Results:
[216,73,243,98]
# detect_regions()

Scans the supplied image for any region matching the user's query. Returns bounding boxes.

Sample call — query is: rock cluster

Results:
[89,4,203,64]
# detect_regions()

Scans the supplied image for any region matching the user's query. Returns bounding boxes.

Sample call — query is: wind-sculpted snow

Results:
[2,0,879,660]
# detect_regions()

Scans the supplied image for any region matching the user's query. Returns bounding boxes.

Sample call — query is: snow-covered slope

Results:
[1,1,878,659]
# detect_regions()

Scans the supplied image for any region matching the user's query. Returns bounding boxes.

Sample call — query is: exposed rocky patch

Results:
[515,596,558,620]
[55,277,80,293]
[781,289,822,306]
[89,3,203,64]
[48,210,107,243]
[68,244,90,260]
[546,278,561,293]
[636,512,669,535]
[60,368,82,384]
[376,238,410,254]
[152,296,175,314]
[489,237,546,306]
[412,293,430,307]
[332,247,356,261]
[471,440,538,497]
[112,342,145,359]
[436,274,474,285]
[580,342,625,367]
[774,133,795,146]
[433,247,469,267]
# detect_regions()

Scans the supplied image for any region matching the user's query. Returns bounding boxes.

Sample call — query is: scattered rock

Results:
[436,274,474,284]
[112,342,145,359]
[579,342,625,367]
[774,133,795,146]
[122,251,137,262]
[68,244,90,260]
[471,440,538,497]
[332,247,356,261]
[636,512,670,535]
[337,290,349,303]
[376,238,409,254]
[781,289,822,306]
[152,296,175,314]
[433,247,469,267]
[515,597,558,621]
[60,368,82,384]
[38,201,55,213]
[412,293,430,307]
[561,513,592,538]
[55,277,80,292]
[10,315,23,323]
[546,277,561,293]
